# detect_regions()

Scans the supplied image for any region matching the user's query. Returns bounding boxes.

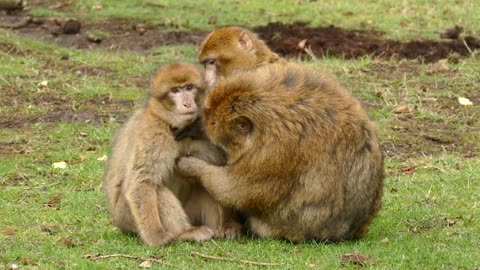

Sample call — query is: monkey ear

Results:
[238,31,253,51]
[234,116,253,135]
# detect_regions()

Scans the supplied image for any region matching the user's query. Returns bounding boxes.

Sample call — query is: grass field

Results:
[1,0,479,269]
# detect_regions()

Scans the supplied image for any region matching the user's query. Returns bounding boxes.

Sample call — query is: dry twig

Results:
[84,253,176,267]
[0,16,31,29]
[191,251,280,266]
[461,38,474,55]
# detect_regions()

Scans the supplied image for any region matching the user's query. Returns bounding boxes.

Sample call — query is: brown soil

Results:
[254,22,480,62]
[1,12,478,61]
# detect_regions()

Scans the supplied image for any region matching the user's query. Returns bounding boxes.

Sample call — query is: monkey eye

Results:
[205,59,216,66]
[186,84,194,91]
[171,87,179,93]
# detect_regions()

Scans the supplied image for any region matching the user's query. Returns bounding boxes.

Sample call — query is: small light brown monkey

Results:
[198,26,286,87]
[103,62,240,247]
[177,62,384,242]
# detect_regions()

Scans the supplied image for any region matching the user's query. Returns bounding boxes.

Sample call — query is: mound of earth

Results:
[254,22,480,62]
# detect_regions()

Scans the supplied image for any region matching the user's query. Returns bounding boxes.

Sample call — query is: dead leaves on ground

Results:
[340,253,374,267]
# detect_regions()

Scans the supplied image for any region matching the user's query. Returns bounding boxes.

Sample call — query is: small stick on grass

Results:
[210,239,234,258]
[461,38,474,56]
[0,16,31,29]
[191,251,280,266]
[85,253,176,267]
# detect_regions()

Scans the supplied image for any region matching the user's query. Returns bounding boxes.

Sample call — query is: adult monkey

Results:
[177,62,384,242]
[197,26,286,87]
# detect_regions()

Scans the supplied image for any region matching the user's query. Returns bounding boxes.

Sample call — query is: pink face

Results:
[169,84,199,122]
[203,59,217,88]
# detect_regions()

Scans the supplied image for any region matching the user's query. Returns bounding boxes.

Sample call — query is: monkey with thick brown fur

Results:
[177,62,384,242]
[103,62,241,247]
[198,26,286,87]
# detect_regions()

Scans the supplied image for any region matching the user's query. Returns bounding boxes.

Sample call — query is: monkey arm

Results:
[176,157,239,208]
[186,141,227,166]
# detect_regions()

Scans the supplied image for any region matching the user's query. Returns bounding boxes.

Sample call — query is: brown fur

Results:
[177,62,384,242]
[103,62,241,247]
[198,26,286,86]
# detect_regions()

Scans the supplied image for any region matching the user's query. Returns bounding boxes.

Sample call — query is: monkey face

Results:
[149,63,207,128]
[198,27,258,87]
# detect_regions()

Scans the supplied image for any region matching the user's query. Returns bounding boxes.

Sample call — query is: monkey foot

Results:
[216,221,243,239]
[144,232,175,247]
[178,225,214,242]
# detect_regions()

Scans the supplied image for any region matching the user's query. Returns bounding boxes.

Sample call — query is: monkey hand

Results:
[176,156,207,177]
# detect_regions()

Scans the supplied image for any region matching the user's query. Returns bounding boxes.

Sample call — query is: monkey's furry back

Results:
[204,62,384,240]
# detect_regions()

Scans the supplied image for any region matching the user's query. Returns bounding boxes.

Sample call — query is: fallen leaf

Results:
[401,166,416,174]
[6,263,19,270]
[20,257,30,265]
[37,80,48,87]
[379,237,389,244]
[41,224,60,234]
[340,253,373,266]
[5,227,16,236]
[139,260,152,268]
[427,59,449,74]
[97,155,107,161]
[58,236,76,247]
[444,218,456,226]
[52,161,68,169]
[393,105,413,114]
[79,155,86,162]
[79,132,88,137]
[298,39,308,49]
[44,195,63,208]
[419,97,437,103]
[458,97,473,106]
[83,253,100,259]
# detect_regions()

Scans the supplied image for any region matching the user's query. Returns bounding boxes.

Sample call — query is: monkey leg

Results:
[249,217,304,243]
[184,186,243,238]
[125,184,175,247]
[155,185,193,236]
[112,194,137,234]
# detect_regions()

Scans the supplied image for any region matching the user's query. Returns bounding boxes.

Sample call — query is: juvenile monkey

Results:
[198,26,286,87]
[177,62,384,242]
[103,62,240,247]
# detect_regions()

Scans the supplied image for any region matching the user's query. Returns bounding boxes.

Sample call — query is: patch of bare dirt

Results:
[0,89,134,129]
[254,22,480,62]
[1,7,479,61]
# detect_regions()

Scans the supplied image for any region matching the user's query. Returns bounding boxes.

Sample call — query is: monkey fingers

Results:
[176,156,207,177]
[177,225,214,242]
[218,221,243,239]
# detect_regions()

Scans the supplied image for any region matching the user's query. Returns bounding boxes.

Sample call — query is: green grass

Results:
[29,0,480,40]
[1,0,480,269]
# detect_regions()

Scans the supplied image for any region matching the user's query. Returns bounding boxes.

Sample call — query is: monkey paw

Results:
[218,221,243,239]
[144,232,175,247]
[179,225,215,243]
[176,156,204,177]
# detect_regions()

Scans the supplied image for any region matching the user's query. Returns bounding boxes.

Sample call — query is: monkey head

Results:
[198,26,275,87]
[149,63,206,129]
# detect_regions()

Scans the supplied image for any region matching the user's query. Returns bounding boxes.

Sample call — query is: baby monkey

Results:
[103,62,240,247]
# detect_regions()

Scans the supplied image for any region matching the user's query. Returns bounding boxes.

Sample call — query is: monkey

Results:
[197,26,287,87]
[177,62,384,243]
[103,62,241,247]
